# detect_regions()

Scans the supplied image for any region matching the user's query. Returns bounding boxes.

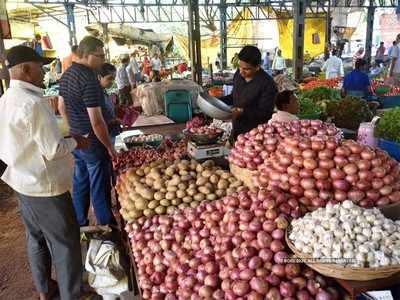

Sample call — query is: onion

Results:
[332,179,350,191]
[316,289,333,300]
[306,279,319,295]
[204,274,218,287]
[271,264,286,277]
[292,277,307,289]
[274,251,289,264]
[199,285,213,298]
[285,263,301,278]
[297,290,311,300]
[266,287,282,300]
[232,280,250,296]
[280,281,296,297]
[270,240,284,252]
[272,229,284,240]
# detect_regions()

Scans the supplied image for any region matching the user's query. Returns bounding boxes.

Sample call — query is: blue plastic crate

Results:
[382,96,400,109]
[378,138,400,161]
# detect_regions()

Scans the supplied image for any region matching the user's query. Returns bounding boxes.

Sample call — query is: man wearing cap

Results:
[0,46,88,300]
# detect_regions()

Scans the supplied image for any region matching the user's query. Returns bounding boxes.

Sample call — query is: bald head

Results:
[9,62,45,88]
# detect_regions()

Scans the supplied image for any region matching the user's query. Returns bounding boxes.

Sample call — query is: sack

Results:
[85,239,128,298]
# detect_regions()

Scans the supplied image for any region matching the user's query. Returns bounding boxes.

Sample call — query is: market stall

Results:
[109,86,400,299]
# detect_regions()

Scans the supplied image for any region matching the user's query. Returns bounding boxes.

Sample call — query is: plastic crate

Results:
[378,138,400,161]
[164,90,193,123]
[382,96,400,109]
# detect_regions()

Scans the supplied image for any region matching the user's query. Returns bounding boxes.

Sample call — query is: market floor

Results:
[0,182,102,300]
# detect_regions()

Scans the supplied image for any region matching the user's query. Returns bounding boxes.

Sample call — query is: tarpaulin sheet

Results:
[277,17,326,59]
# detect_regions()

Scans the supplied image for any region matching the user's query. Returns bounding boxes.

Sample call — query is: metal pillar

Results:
[0,34,9,89]
[65,3,77,46]
[219,0,227,70]
[188,0,202,85]
[102,23,111,62]
[324,0,332,60]
[364,5,375,65]
[293,0,306,81]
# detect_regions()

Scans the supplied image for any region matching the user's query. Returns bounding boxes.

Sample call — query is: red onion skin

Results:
[316,289,333,300]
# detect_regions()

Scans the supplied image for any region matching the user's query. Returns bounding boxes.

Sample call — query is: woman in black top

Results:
[221,46,278,140]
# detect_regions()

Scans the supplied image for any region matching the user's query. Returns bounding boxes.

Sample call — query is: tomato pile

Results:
[301,78,341,91]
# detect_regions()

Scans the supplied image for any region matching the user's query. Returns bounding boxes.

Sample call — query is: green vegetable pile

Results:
[375,108,400,143]
[326,96,373,130]
[297,87,341,120]
[298,97,322,119]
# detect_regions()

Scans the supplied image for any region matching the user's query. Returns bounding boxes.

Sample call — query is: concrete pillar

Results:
[188,0,202,84]
[219,0,227,70]
[364,6,375,65]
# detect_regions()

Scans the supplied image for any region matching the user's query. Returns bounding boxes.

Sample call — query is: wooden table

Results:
[335,273,400,300]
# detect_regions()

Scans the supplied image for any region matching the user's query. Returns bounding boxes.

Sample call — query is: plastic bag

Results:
[85,239,128,299]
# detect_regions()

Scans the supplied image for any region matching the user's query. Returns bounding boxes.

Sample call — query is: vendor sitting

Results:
[342,59,371,97]
[269,90,299,123]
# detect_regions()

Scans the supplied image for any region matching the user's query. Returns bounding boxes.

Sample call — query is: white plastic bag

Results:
[85,239,128,299]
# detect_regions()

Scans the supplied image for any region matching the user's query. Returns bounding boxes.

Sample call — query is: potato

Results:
[189,171,197,178]
[178,203,189,210]
[167,206,177,214]
[221,172,231,179]
[215,169,224,176]
[128,191,141,200]
[187,189,197,196]
[138,187,154,200]
[148,200,159,209]
[202,160,215,168]
[182,196,193,203]
[135,197,148,210]
[228,177,237,183]
[180,159,190,166]
[215,189,226,198]
[165,191,176,200]
[201,170,213,178]
[226,187,236,195]
[198,186,211,194]
[143,166,151,174]
[160,188,167,193]
[177,182,188,190]
[194,193,205,201]
[155,206,166,214]
[205,182,214,190]
[179,170,189,176]
[145,177,154,186]
[168,175,181,186]
[136,169,145,176]
[160,199,171,207]
[188,183,197,190]
[230,180,242,188]
[128,209,142,219]
[206,193,217,201]
[177,163,189,171]
[217,179,229,190]
[180,174,192,182]
[167,185,178,192]
[165,167,176,177]
[125,201,136,210]
[153,180,164,190]
[176,190,186,199]
[143,209,155,217]
[171,198,182,206]
[196,177,208,186]
[190,201,200,208]
[196,164,204,173]
[210,174,220,184]
[139,178,146,184]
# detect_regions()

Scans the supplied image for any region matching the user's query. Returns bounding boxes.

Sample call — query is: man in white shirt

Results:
[151,53,162,79]
[0,46,88,300]
[322,49,344,79]
[116,55,131,104]
[126,51,141,88]
[271,49,286,75]
[390,34,400,85]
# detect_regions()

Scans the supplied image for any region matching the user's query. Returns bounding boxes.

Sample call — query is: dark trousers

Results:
[72,148,116,226]
[17,192,82,300]
[118,86,131,105]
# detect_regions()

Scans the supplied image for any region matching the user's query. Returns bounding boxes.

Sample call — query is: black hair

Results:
[355,59,367,70]
[331,49,338,56]
[77,36,104,58]
[71,45,78,53]
[275,90,294,110]
[121,56,130,64]
[99,63,116,77]
[238,45,261,67]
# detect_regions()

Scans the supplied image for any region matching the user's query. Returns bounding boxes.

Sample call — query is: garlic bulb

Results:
[289,200,400,268]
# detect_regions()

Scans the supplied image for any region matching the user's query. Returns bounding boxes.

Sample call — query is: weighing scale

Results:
[187,140,230,160]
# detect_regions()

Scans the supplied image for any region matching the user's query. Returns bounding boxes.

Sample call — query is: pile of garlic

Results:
[289,200,400,267]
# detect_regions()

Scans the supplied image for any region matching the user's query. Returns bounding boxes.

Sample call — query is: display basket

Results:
[285,228,400,281]
[183,129,224,145]
[123,134,163,149]
[378,138,400,161]
[229,163,258,188]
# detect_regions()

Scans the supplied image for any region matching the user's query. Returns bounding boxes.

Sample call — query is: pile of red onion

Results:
[229,120,340,170]
[254,136,400,208]
[113,140,187,173]
[126,187,339,299]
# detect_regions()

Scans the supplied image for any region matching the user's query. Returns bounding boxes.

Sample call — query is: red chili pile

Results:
[126,187,339,299]
[113,140,187,173]
[228,120,340,170]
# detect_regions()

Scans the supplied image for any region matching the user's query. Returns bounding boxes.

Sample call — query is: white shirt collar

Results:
[9,80,43,96]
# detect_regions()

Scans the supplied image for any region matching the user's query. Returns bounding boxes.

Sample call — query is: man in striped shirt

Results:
[59,36,116,227]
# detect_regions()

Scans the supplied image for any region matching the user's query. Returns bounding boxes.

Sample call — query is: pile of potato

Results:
[116,159,243,221]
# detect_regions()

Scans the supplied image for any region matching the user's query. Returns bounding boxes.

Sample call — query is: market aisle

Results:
[0,182,36,300]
